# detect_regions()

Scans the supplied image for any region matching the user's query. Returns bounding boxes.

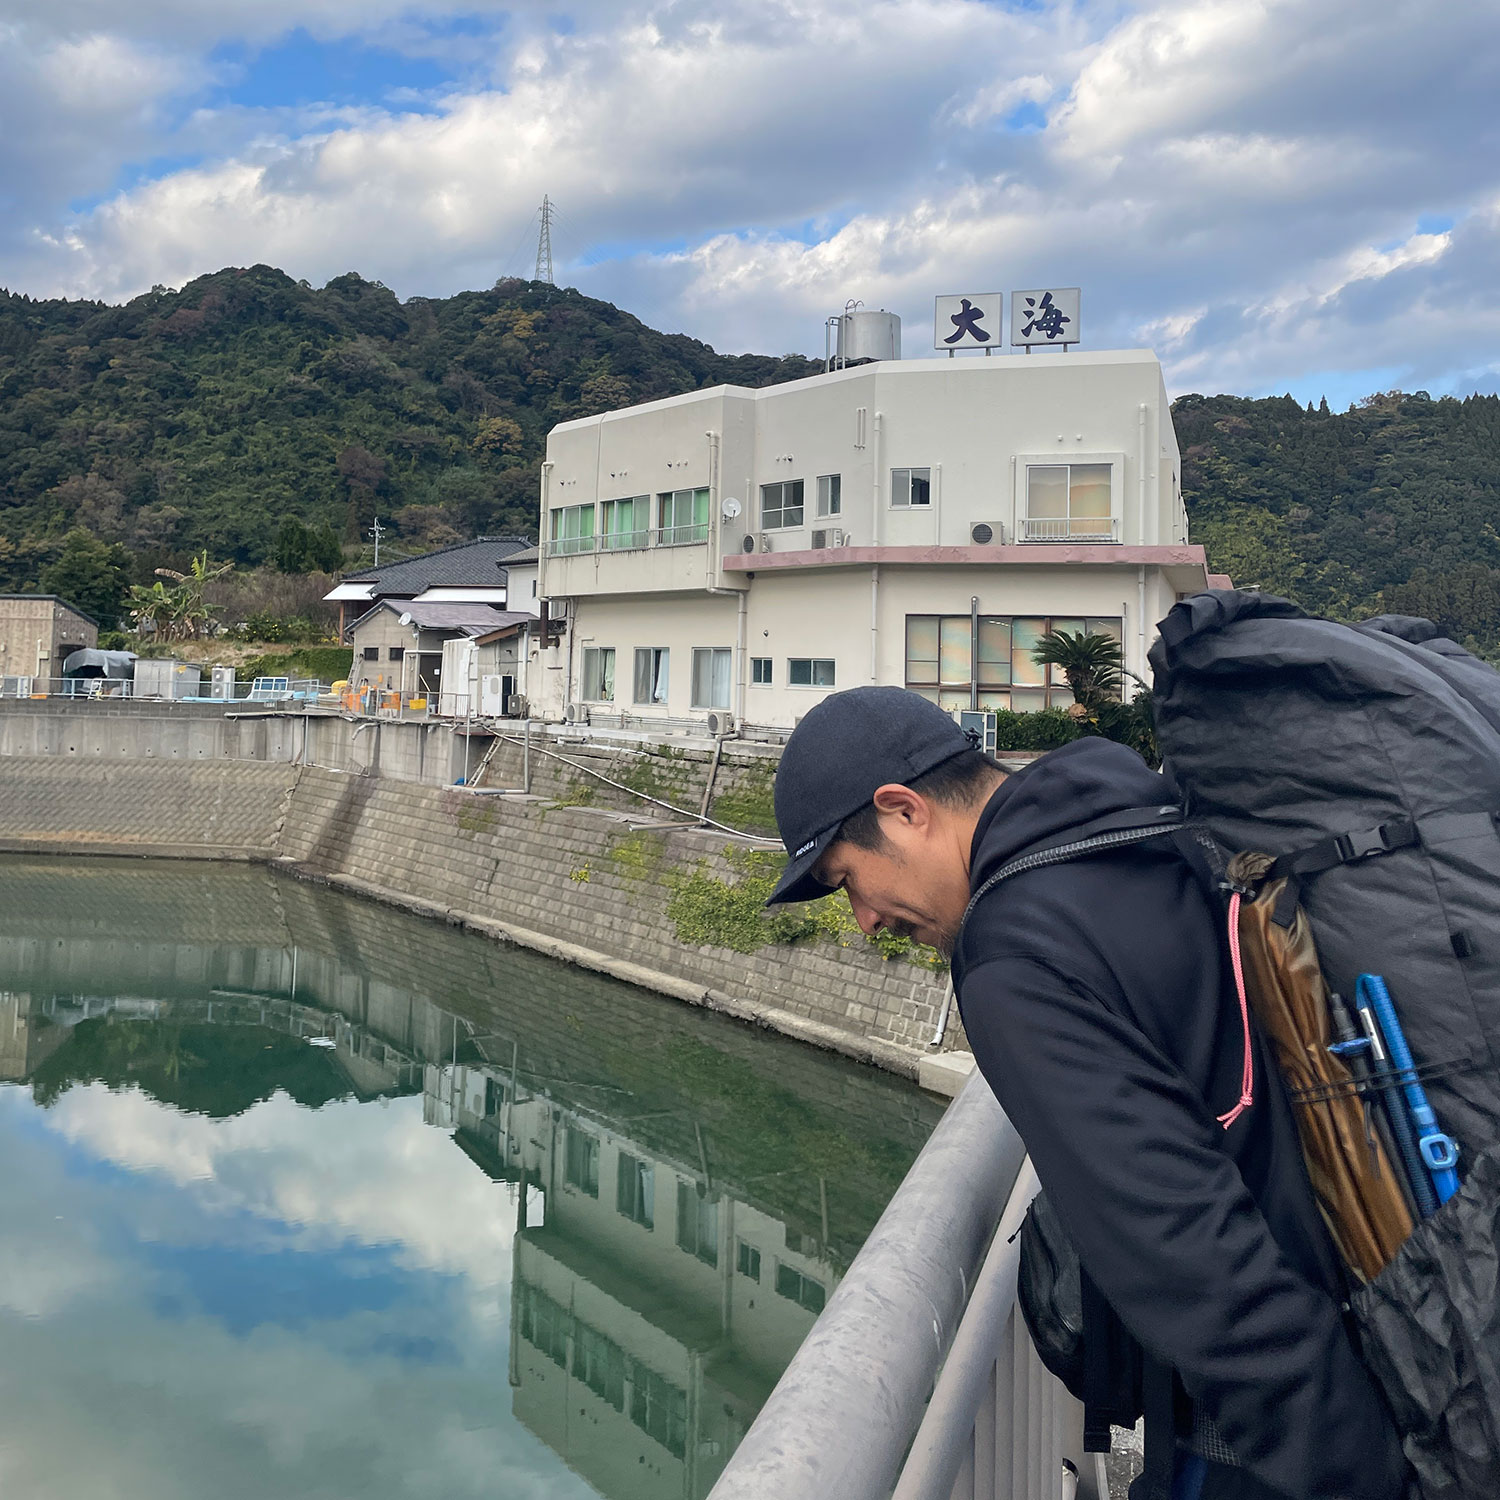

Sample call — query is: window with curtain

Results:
[905,614,1121,711]
[891,467,932,507]
[657,488,710,545]
[616,1152,654,1229]
[581,646,615,702]
[632,647,669,705]
[1022,463,1115,540]
[564,1128,599,1196]
[690,647,731,709]
[761,479,804,529]
[600,495,648,551]
[549,503,595,554]
[675,1180,719,1266]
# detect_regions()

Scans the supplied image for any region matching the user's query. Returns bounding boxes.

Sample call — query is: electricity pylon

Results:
[534,196,555,285]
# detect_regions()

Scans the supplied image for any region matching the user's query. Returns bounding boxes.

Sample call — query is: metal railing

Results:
[708,1073,1104,1500]
[1,675,333,704]
[1018,517,1120,543]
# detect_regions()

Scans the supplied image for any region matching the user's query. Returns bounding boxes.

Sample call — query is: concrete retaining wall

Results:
[0,737,962,1077]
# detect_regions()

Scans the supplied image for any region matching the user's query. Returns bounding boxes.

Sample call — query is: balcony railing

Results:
[599,529,650,553]
[547,535,596,557]
[1018,515,1120,543]
[655,523,709,547]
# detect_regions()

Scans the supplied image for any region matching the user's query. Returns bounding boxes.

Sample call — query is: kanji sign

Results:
[1011,288,1080,347]
[934,293,1003,351]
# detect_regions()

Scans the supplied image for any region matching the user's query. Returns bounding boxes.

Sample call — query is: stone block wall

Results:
[0,746,964,1075]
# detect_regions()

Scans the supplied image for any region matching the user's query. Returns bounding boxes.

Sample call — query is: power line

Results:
[534,195,555,285]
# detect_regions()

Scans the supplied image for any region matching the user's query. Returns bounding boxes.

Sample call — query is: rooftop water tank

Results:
[837,308,901,364]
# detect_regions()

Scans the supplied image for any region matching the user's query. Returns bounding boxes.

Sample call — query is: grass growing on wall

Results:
[666,846,944,969]
[239,646,353,682]
[708,756,779,836]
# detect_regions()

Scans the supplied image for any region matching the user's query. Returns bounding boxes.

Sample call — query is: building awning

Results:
[324,582,376,602]
[412,587,509,604]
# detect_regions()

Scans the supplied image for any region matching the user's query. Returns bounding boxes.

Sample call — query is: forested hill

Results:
[1177,390,1500,646]
[0,265,819,587]
[3,267,1499,647]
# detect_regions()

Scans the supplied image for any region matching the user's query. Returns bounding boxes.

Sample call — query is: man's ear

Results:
[871,783,929,830]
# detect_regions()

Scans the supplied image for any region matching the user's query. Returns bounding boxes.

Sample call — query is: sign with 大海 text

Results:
[934,293,1003,351]
[1011,288,1080,347]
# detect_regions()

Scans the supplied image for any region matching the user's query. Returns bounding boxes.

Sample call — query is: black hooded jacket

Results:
[951,739,1406,1500]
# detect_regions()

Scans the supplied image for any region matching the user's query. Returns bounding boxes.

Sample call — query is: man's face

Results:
[813,815,972,957]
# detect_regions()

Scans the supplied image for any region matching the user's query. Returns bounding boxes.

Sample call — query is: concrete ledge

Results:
[918,1050,978,1098]
[0,837,267,861]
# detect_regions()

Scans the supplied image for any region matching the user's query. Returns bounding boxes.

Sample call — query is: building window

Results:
[616,1152,655,1230]
[737,1240,762,1281]
[904,614,1122,712]
[362,646,379,661]
[519,1284,571,1368]
[549,503,595,555]
[787,658,835,688]
[657,487,709,545]
[690,647,731,710]
[633,647,669,705]
[675,1180,719,1266]
[387,646,404,661]
[564,1127,600,1197]
[573,1324,626,1412]
[601,495,649,551]
[629,1360,688,1458]
[816,474,841,517]
[891,467,931,507]
[775,1263,827,1314]
[750,656,772,685]
[760,479,804,530]
[1022,463,1114,541]
[581,646,615,702]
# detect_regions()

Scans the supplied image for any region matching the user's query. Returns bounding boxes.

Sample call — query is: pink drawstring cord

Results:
[1217,891,1255,1129]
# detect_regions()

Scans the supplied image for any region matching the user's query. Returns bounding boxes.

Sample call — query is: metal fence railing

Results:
[0,675,333,705]
[707,1073,1105,1500]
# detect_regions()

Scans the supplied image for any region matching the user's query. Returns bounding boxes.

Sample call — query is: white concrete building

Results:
[535,348,1225,731]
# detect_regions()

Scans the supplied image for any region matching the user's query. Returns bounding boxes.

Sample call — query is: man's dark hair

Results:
[835,749,1000,853]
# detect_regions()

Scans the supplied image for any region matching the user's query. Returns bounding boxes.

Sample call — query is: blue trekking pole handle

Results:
[1356,974,1461,1207]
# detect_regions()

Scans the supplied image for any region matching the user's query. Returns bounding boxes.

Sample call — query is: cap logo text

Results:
[795,839,817,857]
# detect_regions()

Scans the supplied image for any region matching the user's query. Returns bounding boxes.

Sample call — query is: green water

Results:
[0,857,942,1500]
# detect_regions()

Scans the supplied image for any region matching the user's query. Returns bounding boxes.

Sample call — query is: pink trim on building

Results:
[721,543,1213,572]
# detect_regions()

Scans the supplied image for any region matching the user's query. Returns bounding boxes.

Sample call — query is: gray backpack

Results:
[1150,590,1500,1500]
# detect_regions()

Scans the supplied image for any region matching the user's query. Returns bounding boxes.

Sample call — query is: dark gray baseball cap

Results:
[766,685,973,906]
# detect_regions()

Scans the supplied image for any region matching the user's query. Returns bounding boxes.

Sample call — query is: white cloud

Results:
[0,0,1498,402]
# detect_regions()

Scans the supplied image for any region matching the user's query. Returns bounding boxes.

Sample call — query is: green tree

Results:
[274,516,311,573]
[1031,629,1125,711]
[39,528,132,628]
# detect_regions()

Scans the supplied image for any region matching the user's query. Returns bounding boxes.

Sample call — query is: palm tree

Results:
[1031,628,1126,712]
[153,551,233,639]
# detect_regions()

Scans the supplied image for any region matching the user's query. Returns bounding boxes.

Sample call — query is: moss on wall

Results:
[709,756,779,836]
[665,845,944,969]
[606,829,667,888]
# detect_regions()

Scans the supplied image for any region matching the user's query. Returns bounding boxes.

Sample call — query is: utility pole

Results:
[534,195,555,285]
[369,516,384,566]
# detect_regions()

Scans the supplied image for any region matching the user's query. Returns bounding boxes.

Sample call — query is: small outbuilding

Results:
[346,600,525,700]
[0,595,98,688]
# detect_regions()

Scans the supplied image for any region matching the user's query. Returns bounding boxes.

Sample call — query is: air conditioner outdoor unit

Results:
[705,711,736,738]
[505,694,529,717]
[810,528,847,549]
[563,702,589,725]
[969,521,1005,545]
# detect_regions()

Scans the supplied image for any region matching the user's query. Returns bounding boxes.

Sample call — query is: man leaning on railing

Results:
[764,687,1405,1500]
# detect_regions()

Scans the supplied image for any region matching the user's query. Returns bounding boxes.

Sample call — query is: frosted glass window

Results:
[976,617,1011,686]
[816,474,841,516]
[891,467,932,507]
[1011,618,1046,687]
[905,617,939,685]
[1071,464,1112,517]
[1026,466,1068,518]
[938,617,971,685]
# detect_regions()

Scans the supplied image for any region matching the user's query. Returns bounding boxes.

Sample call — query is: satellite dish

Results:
[721,496,742,520]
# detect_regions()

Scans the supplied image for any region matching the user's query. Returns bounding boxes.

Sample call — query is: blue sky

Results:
[1,0,1498,406]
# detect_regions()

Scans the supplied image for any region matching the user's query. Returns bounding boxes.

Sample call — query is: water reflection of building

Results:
[425,1062,837,1500]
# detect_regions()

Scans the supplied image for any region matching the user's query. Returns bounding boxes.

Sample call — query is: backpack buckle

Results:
[1335,825,1395,862]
